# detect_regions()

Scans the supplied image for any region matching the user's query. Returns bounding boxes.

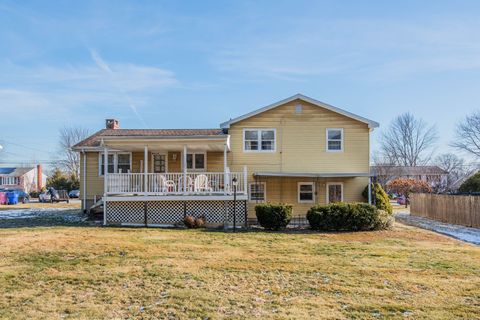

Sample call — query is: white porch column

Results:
[368,176,372,205]
[183,144,187,192]
[224,143,228,195]
[144,146,148,195]
[243,166,248,194]
[103,147,108,226]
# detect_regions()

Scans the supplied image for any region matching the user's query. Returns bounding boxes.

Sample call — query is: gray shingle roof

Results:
[73,129,225,148]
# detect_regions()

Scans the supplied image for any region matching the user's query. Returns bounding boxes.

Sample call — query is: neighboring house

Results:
[0,165,46,193]
[371,165,448,189]
[73,94,379,226]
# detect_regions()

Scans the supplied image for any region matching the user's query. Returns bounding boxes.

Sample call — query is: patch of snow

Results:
[396,213,480,245]
[0,208,79,219]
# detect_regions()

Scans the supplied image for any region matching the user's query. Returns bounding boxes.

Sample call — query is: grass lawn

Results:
[0,224,479,319]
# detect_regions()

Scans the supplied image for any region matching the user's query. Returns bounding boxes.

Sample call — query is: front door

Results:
[152,153,167,173]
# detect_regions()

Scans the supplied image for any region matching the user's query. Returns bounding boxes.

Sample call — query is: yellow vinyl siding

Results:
[80,152,104,198]
[228,98,370,174]
[168,152,182,172]
[227,98,370,218]
[246,176,368,218]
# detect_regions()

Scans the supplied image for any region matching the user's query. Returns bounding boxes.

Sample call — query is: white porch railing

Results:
[106,170,247,195]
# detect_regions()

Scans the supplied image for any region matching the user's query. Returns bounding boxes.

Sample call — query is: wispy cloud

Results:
[89,48,112,73]
[0,50,179,127]
[87,48,156,127]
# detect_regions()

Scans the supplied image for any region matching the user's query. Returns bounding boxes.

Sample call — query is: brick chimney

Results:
[106,119,119,129]
[37,164,42,191]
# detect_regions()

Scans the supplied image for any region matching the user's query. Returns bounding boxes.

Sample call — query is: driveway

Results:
[396,213,480,245]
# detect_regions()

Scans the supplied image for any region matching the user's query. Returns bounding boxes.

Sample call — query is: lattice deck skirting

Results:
[105,200,247,227]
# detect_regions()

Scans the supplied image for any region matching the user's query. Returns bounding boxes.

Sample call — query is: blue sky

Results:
[1,0,479,167]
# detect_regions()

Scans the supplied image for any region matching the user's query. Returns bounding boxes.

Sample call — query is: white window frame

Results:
[184,152,207,171]
[326,128,344,152]
[243,128,276,153]
[326,182,344,203]
[298,182,315,203]
[98,152,132,176]
[248,182,266,202]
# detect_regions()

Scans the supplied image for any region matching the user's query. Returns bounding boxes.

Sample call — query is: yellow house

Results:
[73,94,379,227]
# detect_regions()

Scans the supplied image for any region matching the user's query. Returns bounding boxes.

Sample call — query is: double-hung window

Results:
[186,153,206,171]
[244,129,276,152]
[99,153,131,175]
[326,128,343,152]
[298,182,315,203]
[249,182,266,202]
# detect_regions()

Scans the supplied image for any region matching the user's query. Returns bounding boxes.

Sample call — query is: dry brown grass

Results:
[0,223,479,319]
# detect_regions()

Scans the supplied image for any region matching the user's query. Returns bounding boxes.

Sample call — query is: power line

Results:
[0,141,51,153]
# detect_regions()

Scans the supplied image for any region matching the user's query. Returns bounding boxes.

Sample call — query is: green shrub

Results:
[255,203,293,230]
[459,172,480,193]
[373,210,395,230]
[306,202,391,231]
[362,183,393,214]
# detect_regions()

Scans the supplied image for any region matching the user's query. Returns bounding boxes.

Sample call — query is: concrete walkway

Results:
[396,213,480,245]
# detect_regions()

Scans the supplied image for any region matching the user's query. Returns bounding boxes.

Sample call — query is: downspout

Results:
[82,149,87,213]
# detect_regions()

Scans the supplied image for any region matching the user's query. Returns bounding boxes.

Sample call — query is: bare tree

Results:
[451,111,480,158]
[435,153,465,192]
[57,126,91,178]
[371,154,397,188]
[379,113,438,166]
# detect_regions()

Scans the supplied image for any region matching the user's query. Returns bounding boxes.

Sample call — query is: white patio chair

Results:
[152,174,168,193]
[177,176,194,192]
[165,180,176,193]
[194,174,213,193]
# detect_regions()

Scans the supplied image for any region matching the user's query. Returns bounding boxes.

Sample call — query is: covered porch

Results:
[100,136,248,200]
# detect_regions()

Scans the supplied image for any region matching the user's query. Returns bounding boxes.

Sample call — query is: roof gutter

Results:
[253,172,373,178]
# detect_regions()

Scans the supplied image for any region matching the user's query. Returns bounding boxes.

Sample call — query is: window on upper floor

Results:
[244,129,276,152]
[326,128,343,152]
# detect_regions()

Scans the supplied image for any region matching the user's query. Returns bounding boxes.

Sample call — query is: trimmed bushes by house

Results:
[255,203,293,230]
[306,202,393,231]
[362,183,393,214]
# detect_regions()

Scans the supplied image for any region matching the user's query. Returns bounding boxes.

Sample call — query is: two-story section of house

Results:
[73,94,378,227]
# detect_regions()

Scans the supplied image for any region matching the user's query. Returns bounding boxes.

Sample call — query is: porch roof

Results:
[72,129,227,151]
[253,172,372,178]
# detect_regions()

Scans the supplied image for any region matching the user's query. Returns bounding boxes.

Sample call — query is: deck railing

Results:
[106,170,247,195]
